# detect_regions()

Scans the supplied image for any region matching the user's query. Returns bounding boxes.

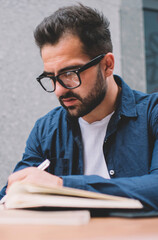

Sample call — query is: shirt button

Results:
[109,170,115,176]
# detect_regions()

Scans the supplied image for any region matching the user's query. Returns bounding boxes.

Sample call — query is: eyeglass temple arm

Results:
[78,54,105,73]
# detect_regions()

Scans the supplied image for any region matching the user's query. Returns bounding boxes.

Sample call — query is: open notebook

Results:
[4,181,143,211]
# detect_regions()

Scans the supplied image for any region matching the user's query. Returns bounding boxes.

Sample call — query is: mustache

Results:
[59,92,82,102]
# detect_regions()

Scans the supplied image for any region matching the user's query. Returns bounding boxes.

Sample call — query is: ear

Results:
[101,53,115,77]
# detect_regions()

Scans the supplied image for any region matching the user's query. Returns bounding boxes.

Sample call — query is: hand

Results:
[6,167,63,193]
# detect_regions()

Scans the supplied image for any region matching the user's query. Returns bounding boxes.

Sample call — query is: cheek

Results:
[80,67,97,84]
[79,70,97,94]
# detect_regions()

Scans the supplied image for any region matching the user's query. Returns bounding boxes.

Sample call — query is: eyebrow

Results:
[43,64,83,76]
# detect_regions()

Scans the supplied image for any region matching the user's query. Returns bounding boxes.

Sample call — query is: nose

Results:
[54,81,70,98]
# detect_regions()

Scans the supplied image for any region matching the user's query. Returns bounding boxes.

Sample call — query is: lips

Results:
[62,97,78,107]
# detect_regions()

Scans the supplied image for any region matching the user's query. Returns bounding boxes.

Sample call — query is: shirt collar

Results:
[114,75,137,118]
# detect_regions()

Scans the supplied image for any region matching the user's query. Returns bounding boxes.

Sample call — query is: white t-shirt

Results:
[78,112,114,179]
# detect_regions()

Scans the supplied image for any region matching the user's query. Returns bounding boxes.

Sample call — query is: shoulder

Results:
[133,90,158,110]
[133,90,158,132]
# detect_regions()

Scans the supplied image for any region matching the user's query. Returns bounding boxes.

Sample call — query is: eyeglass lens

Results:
[59,72,80,88]
[40,77,55,92]
[41,71,80,92]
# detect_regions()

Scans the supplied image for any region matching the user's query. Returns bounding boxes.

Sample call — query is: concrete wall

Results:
[120,0,146,92]
[0,0,145,189]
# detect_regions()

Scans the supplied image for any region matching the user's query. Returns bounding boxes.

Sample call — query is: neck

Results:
[82,75,120,123]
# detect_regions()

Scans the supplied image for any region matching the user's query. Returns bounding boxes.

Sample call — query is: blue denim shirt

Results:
[1,75,158,210]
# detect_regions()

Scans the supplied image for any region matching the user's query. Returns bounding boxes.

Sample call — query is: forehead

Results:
[41,34,90,72]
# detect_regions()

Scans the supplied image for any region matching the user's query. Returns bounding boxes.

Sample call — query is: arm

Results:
[2,140,158,210]
[4,164,158,210]
[62,170,158,210]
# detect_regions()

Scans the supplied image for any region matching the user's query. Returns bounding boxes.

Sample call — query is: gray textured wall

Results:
[0,0,145,189]
[120,0,146,91]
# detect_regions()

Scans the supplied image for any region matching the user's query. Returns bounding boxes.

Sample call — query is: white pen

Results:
[37,159,50,171]
[0,159,51,204]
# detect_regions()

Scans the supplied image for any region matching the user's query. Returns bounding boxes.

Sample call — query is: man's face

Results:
[41,34,107,118]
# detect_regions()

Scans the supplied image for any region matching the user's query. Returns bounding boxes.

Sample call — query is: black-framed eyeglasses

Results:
[36,53,105,93]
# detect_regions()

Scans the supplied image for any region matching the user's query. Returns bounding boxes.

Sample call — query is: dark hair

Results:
[34,4,113,58]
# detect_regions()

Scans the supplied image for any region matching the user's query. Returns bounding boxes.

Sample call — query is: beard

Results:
[58,67,107,118]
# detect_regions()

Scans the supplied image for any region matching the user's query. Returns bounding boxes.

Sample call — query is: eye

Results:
[60,71,75,79]
[58,71,80,88]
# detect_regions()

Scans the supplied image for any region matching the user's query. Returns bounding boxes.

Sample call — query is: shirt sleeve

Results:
[14,121,44,171]
[62,171,158,210]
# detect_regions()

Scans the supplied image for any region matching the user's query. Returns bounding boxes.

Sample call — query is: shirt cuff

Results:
[62,175,87,190]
